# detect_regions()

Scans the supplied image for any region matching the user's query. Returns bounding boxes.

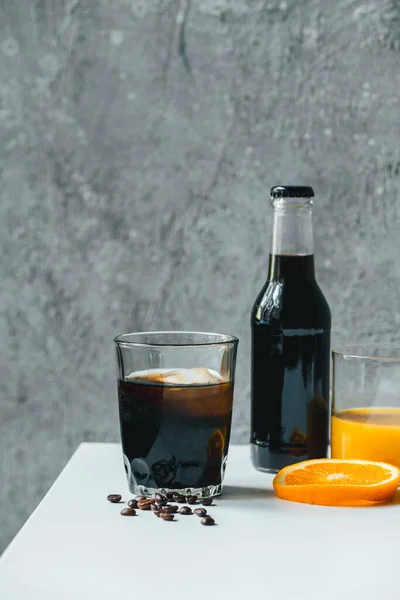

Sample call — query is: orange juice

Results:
[331,408,400,468]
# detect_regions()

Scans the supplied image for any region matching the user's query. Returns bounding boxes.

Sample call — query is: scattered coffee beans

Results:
[179,506,192,515]
[107,494,122,503]
[110,491,219,526]
[121,507,136,516]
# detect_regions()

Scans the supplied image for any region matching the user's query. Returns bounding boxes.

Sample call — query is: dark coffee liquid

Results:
[118,375,233,491]
[251,255,331,472]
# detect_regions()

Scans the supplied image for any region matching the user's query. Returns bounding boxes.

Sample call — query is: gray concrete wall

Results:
[1,0,400,552]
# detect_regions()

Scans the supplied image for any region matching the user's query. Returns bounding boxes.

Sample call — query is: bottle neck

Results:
[268,254,316,280]
[269,200,315,281]
[271,202,314,255]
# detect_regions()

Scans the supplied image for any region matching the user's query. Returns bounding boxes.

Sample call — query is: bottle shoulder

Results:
[252,278,331,329]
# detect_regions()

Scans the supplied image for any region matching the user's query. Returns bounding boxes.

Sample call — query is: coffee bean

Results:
[135,496,146,502]
[202,498,213,506]
[107,494,122,503]
[194,508,207,517]
[160,512,175,521]
[121,507,136,516]
[173,493,185,503]
[201,516,215,526]
[179,506,192,515]
[127,499,138,509]
[186,495,198,505]
[165,492,174,500]
[154,493,164,502]
[161,505,178,514]
[137,499,154,510]
[151,505,161,516]
[155,498,168,507]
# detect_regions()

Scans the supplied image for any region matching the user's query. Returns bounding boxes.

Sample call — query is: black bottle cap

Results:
[270,186,315,199]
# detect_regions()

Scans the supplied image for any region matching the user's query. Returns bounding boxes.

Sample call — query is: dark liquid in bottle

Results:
[251,255,331,472]
[118,373,233,491]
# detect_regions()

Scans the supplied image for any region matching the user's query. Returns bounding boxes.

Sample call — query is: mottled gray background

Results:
[1,0,400,553]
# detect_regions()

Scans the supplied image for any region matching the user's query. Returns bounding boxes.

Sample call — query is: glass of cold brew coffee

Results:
[114,331,238,498]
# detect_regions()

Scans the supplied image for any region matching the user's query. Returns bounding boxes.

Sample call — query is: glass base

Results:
[129,482,223,499]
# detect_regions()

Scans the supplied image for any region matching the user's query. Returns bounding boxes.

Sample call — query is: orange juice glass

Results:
[331,345,400,469]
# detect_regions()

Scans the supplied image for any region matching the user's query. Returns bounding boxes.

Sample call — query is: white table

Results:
[0,444,397,600]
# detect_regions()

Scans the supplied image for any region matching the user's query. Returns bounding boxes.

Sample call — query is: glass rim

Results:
[114,330,239,348]
[332,343,400,361]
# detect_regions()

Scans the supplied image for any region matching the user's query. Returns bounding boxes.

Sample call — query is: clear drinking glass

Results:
[331,345,400,468]
[114,331,238,498]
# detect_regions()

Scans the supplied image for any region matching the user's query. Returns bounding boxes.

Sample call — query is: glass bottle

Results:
[251,186,331,473]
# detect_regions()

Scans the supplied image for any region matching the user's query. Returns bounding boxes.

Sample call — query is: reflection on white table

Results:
[0,444,398,600]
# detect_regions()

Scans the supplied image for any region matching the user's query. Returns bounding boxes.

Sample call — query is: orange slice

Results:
[273,459,400,506]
